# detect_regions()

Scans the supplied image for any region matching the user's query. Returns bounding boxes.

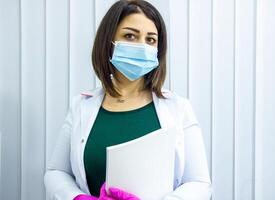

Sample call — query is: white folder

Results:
[106,125,179,200]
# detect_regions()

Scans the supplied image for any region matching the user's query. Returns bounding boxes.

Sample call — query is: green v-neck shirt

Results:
[83,100,161,196]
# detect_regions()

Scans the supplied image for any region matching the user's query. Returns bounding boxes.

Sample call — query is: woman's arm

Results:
[163,98,212,200]
[163,125,212,200]
[44,96,85,200]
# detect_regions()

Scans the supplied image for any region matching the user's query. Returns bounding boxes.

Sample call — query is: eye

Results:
[124,33,136,41]
[146,37,157,45]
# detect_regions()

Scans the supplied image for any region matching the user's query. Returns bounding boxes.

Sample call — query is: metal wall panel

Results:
[21,0,46,199]
[70,0,95,99]
[212,0,235,199]
[0,1,21,199]
[169,0,189,97]
[255,1,275,200]
[235,0,255,199]
[45,2,70,200]
[188,0,212,180]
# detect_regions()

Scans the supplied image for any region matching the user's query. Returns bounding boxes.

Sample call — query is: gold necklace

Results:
[116,99,125,103]
[115,90,147,103]
[116,95,134,103]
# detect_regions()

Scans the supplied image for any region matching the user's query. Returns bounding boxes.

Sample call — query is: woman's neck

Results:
[111,72,146,97]
[103,72,151,104]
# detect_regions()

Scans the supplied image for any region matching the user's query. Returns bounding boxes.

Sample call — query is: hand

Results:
[73,194,98,200]
[98,183,115,200]
[73,183,114,200]
[73,183,115,200]
[108,187,140,200]
[99,182,140,200]
[73,188,113,200]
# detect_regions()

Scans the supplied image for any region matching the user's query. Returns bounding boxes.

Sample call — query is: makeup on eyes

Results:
[121,27,158,45]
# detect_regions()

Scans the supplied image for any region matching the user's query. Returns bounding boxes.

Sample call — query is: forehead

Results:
[117,13,157,33]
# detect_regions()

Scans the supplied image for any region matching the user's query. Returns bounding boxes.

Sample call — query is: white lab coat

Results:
[44,86,212,200]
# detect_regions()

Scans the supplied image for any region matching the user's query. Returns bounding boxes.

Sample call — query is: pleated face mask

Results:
[110,41,159,81]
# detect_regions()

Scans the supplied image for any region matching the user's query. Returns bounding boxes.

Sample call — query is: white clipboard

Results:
[106,126,179,200]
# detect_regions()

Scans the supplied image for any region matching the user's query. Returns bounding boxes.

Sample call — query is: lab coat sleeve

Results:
[44,95,85,200]
[163,98,213,200]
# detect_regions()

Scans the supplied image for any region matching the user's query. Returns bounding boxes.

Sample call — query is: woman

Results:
[44,0,212,200]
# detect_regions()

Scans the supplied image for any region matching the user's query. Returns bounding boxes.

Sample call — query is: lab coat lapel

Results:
[80,87,105,140]
[152,90,176,129]
[77,88,105,194]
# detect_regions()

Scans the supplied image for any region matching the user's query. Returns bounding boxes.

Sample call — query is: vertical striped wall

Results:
[0,0,274,200]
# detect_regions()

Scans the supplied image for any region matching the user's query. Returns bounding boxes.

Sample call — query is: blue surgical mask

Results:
[110,41,159,81]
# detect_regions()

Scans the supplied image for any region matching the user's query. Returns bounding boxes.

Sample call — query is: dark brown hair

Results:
[92,0,167,99]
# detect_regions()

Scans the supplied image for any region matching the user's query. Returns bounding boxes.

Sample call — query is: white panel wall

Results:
[188,0,212,182]
[255,1,275,200]
[170,0,188,97]
[235,0,255,199]
[45,0,70,165]
[0,0,21,199]
[21,0,46,199]
[212,0,235,199]
[0,0,275,200]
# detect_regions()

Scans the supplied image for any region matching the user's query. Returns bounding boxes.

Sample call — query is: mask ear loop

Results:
[109,41,116,81]
[109,41,116,61]
[110,73,120,92]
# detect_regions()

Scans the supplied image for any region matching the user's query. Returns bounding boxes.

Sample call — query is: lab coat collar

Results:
[80,87,105,140]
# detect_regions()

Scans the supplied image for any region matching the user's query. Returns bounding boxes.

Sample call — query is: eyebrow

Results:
[122,27,158,36]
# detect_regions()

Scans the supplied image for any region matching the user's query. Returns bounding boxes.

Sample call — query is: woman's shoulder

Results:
[160,88,190,105]
[160,88,199,128]
[69,87,104,108]
[80,87,104,98]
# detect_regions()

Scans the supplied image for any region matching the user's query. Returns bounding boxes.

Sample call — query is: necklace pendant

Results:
[117,99,125,103]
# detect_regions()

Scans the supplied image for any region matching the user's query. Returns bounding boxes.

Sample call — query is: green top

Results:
[83,100,161,196]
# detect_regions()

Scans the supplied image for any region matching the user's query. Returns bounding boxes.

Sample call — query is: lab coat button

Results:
[81,139,85,143]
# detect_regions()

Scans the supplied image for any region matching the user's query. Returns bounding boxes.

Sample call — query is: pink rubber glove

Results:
[98,183,116,200]
[73,194,98,200]
[108,187,140,200]
[73,182,140,200]
[73,183,114,200]
[99,182,140,200]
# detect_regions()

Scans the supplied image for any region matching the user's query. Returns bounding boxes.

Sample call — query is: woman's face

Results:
[113,13,158,47]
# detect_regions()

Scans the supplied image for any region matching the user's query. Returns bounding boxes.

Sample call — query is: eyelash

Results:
[124,33,136,40]
[146,37,156,44]
[124,33,157,44]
